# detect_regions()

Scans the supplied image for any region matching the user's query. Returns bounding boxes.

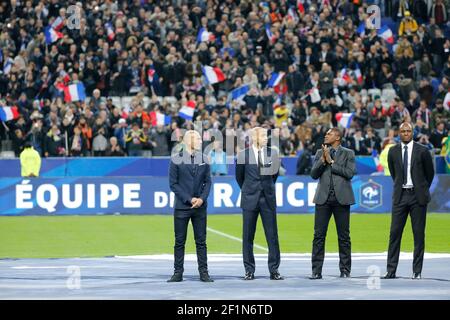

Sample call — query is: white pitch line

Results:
[207,227,269,252]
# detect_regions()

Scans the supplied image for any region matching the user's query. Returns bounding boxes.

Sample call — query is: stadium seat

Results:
[110,96,123,108]
[368,89,381,100]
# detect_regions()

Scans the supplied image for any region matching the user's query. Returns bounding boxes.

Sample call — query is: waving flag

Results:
[44,27,63,44]
[150,111,171,126]
[273,95,282,110]
[0,106,19,122]
[377,25,394,44]
[336,112,354,128]
[179,100,196,121]
[64,83,86,102]
[287,7,299,22]
[354,65,363,84]
[372,149,384,172]
[105,22,115,41]
[197,28,215,43]
[357,23,366,37]
[309,88,321,103]
[297,0,305,14]
[340,68,352,84]
[229,85,250,101]
[267,72,285,88]
[51,16,64,31]
[202,65,226,84]
[265,24,276,44]
[3,58,13,75]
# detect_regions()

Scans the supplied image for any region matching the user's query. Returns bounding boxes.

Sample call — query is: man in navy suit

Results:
[168,130,213,282]
[236,127,283,280]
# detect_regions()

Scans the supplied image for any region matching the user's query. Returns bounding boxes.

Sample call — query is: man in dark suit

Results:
[310,128,356,279]
[236,127,283,281]
[384,122,435,280]
[168,130,213,282]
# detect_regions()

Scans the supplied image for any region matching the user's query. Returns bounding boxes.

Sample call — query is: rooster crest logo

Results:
[360,180,382,209]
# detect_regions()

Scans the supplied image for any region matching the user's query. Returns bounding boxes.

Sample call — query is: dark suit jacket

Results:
[310,146,356,205]
[235,147,280,212]
[169,151,212,210]
[387,142,434,206]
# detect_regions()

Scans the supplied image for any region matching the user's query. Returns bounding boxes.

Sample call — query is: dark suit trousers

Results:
[243,192,281,274]
[173,207,208,273]
[387,189,427,274]
[312,192,351,274]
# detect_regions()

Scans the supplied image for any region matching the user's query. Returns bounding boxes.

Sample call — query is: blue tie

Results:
[403,145,408,185]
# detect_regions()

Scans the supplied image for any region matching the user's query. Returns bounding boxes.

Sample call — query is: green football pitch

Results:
[0,214,449,259]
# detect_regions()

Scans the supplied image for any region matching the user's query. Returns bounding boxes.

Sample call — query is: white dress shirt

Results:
[252,145,264,166]
[401,140,414,188]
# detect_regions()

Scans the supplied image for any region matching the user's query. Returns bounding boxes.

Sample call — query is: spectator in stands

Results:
[430,121,448,150]
[20,142,41,178]
[149,125,170,156]
[209,141,228,176]
[126,122,146,157]
[105,136,125,157]
[399,11,419,37]
[346,129,369,156]
[69,126,87,157]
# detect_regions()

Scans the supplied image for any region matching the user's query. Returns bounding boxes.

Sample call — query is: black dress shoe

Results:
[340,272,351,278]
[382,272,396,279]
[309,273,322,280]
[412,272,421,279]
[167,272,183,282]
[270,272,284,280]
[200,272,214,282]
[244,272,255,280]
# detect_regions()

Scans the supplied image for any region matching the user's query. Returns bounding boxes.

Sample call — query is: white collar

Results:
[402,140,413,148]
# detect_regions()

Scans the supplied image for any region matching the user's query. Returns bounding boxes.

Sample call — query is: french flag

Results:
[202,65,226,84]
[0,106,20,122]
[3,58,12,75]
[265,24,276,44]
[150,111,171,126]
[267,72,285,88]
[357,23,366,37]
[287,7,299,22]
[273,95,282,110]
[377,25,394,44]
[354,65,363,84]
[230,85,250,101]
[297,0,305,14]
[51,16,64,31]
[179,100,196,121]
[105,22,115,41]
[64,83,86,102]
[147,67,159,85]
[372,149,384,172]
[197,28,215,43]
[340,68,352,84]
[335,112,354,128]
[44,27,63,44]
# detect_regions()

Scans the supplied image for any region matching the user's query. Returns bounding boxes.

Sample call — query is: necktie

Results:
[258,149,263,169]
[329,148,336,192]
[403,145,408,185]
[330,148,336,160]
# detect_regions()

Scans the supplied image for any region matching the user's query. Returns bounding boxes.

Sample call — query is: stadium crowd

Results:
[0,0,449,168]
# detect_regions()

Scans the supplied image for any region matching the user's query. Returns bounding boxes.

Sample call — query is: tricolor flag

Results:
[287,7,299,23]
[44,27,63,44]
[273,95,282,110]
[202,65,226,85]
[0,106,20,122]
[229,85,250,101]
[60,70,71,84]
[3,58,13,75]
[63,83,86,102]
[147,67,159,85]
[51,16,64,31]
[372,149,384,172]
[105,22,115,41]
[267,72,285,88]
[265,24,276,44]
[150,111,171,126]
[340,68,352,84]
[197,28,215,43]
[354,65,363,84]
[357,23,366,37]
[377,25,394,44]
[297,0,305,14]
[335,112,354,128]
[179,100,196,121]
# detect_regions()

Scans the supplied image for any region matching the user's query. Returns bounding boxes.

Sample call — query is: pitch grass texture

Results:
[0,214,449,259]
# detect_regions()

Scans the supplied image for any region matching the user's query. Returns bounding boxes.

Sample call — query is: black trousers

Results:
[312,192,351,274]
[243,192,281,274]
[387,189,427,274]
[173,207,208,273]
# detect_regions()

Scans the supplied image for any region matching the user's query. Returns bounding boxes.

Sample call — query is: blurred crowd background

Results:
[0,0,449,173]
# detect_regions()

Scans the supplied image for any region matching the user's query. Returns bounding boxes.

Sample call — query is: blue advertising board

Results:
[0,175,448,215]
